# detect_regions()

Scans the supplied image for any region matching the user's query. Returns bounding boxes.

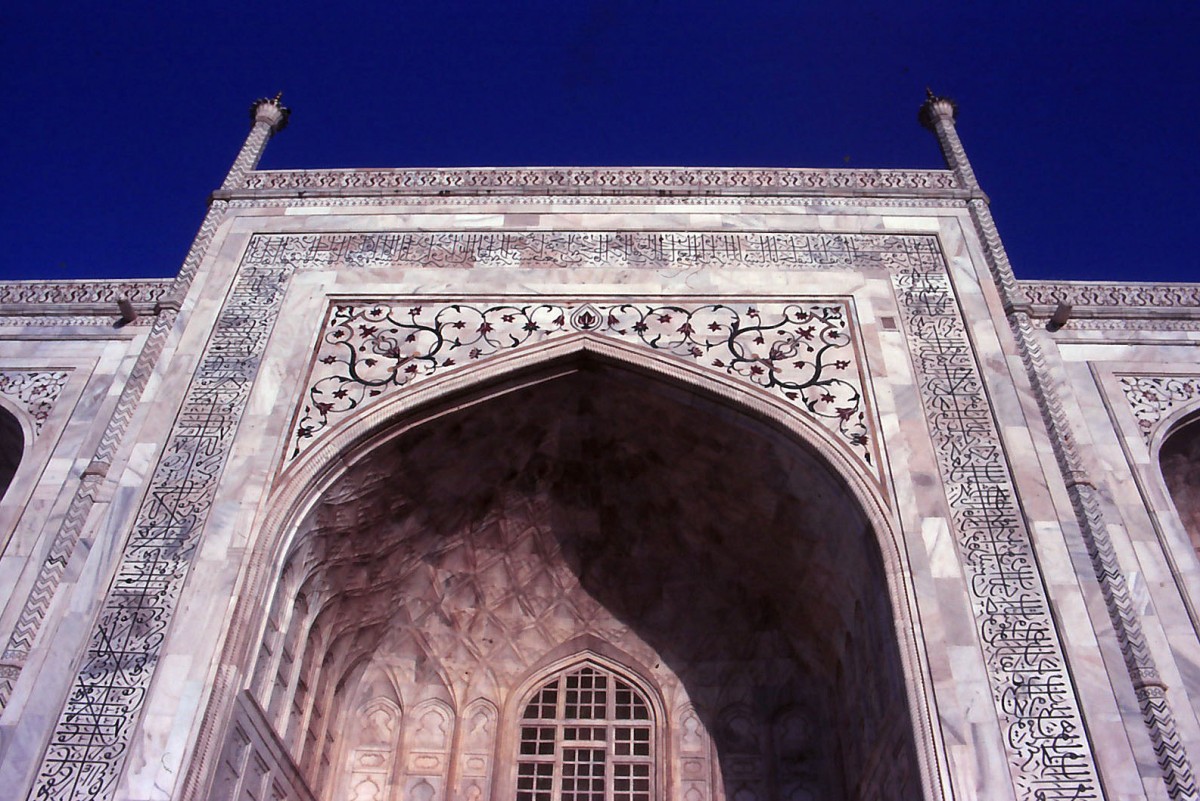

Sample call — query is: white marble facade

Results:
[1,95,1199,801]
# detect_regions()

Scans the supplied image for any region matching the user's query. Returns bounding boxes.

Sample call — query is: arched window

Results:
[516,661,654,801]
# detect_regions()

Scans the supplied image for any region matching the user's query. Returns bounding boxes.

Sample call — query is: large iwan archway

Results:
[241,358,925,801]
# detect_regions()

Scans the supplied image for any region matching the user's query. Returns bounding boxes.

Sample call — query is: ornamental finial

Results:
[918,88,958,132]
[249,92,290,133]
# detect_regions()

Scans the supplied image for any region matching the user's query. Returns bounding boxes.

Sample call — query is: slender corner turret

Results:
[918,88,1019,306]
[918,88,980,195]
[221,93,291,191]
[918,88,1200,801]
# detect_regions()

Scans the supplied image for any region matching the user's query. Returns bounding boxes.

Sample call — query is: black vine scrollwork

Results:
[293,302,871,465]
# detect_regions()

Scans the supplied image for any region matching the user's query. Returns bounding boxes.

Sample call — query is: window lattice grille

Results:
[517,664,653,801]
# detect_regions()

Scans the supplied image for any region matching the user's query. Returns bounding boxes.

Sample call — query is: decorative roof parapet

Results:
[1019,280,1200,312]
[0,279,175,315]
[232,166,962,197]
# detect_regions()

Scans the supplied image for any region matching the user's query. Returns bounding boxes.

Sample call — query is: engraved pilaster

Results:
[0,98,286,718]
[921,91,1199,800]
[26,259,295,801]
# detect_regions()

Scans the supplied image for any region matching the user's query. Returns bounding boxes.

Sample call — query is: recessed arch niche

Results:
[1161,414,1200,557]
[247,356,926,801]
[0,402,25,502]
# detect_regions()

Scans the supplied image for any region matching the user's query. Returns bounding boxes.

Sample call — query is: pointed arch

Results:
[271,334,896,582]
[457,698,500,801]
[189,334,945,801]
[401,698,456,798]
[339,693,402,801]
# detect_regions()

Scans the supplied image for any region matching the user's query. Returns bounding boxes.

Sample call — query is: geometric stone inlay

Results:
[893,255,1102,801]
[1118,375,1200,443]
[291,300,875,470]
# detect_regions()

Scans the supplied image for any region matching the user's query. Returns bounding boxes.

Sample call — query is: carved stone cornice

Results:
[224,166,963,199]
[1020,280,1200,310]
[0,279,175,320]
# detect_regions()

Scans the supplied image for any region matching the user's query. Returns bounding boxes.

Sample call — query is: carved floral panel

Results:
[290,300,877,473]
[1118,375,1200,443]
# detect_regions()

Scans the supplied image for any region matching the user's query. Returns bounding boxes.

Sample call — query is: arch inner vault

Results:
[245,361,923,801]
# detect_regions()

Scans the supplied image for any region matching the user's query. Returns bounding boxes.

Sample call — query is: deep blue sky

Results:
[2,3,1197,283]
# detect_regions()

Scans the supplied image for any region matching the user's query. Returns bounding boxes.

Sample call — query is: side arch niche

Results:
[1160,413,1200,557]
[213,353,934,801]
[0,400,26,503]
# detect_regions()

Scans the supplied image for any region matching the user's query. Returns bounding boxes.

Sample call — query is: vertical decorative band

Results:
[921,90,1195,798]
[0,203,228,713]
[892,257,1102,800]
[28,259,293,801]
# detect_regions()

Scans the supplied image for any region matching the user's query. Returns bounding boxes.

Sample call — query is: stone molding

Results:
[1060,319,1200,332]
[0,279,174,327]
[242,230,934,273]
[236,166,961,196]
[0,315,156,328]
[0,279,172,308]
[227,194,966,210]
[1020,280,1200,311]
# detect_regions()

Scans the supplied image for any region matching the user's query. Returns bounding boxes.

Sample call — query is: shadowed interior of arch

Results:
[1162,416,1200,554]
[247,360,923,801]
[0,405,24,502]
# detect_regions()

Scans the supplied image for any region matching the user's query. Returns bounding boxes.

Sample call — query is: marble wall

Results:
[0,175,1196,801]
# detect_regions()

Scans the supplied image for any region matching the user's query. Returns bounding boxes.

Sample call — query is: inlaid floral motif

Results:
[293,301,871,466]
